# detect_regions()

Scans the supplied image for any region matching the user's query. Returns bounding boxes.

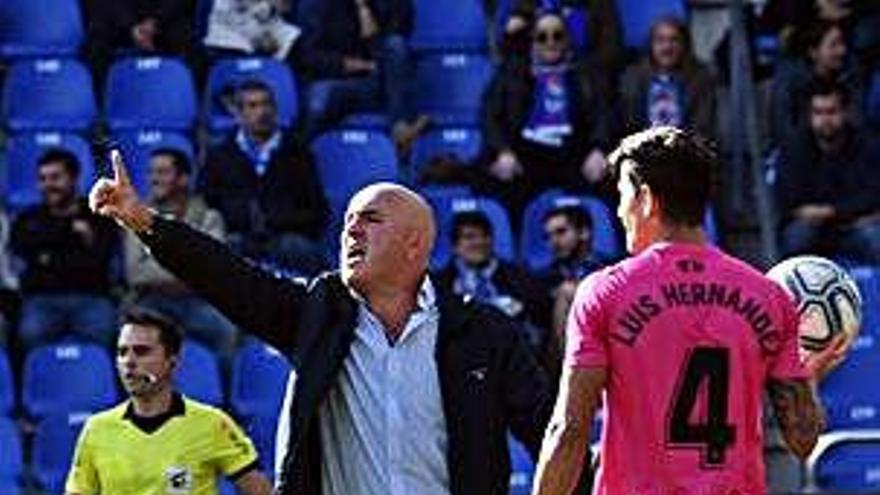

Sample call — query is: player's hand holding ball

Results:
[767,255,863,382]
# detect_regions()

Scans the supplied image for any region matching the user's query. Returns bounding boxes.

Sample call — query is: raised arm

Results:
[89,151,304,352]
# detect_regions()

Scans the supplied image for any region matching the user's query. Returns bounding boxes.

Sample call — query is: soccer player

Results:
[531,127,846,495]
[65,307,272,495]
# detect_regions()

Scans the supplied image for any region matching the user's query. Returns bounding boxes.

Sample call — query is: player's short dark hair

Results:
[37,148,80,178]
[609,126,715,227]
[543,204,592,232]
[808,78,850,107]
[120,306,184,357]
[235,79,275,107]
[150,147,192,176]
[452,210,493,243]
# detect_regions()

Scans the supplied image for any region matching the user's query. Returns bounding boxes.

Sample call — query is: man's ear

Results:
[638,184,655,219]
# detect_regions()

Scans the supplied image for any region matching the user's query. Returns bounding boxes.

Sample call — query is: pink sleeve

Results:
[564,271,612,369]
[767,287,810,380]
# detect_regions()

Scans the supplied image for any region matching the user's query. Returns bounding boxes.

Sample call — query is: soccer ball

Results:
[766,255,862,353]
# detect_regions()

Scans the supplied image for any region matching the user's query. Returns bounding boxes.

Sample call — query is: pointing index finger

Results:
[111,149,132,186]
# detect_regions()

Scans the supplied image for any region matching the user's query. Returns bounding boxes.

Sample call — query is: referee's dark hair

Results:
[120,306,184,357]
[608,126,716,227]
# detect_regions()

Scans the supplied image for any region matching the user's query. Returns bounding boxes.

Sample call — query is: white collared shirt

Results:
[318,277,451,495]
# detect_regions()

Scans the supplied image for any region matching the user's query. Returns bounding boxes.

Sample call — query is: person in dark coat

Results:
[90,161,586,494]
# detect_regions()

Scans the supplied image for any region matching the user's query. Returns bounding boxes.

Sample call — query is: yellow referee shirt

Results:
[65,394,260,495]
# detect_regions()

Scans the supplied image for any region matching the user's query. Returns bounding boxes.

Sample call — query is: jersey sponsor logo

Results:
[165,465,193,494]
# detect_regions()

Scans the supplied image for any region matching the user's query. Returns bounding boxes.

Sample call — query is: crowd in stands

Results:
[0,0,879,492]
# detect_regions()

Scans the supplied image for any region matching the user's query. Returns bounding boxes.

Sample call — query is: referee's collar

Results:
[123,392,186,434]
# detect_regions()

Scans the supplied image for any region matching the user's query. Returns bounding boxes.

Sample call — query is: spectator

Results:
[11,150,118,350]
[0,209,18,348]
[479,10,613,229]
[201,80,329,276]
[435,210,550,351]
[775,81,880,264]
[619,16,717,140]
[296,0,429,152]
[501,0,625,76]
[771,20,864,144]
[538,205,608,366]
[203,0,302,62]
[82,0,196,91]
[125,149,238,358]
[65,307,272,495]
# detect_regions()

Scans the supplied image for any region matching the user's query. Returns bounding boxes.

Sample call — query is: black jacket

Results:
[140,217,558,495]
[200,132,328,240]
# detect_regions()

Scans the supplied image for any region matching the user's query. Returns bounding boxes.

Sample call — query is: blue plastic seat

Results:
[4,132,96,210]
[175,340,224,406]
[23,343,118,419]
[311,130,400,258]
[231,341,291,419]
[411,125,482,174]
[0,348,14,416]
[205,57,299,134]
[245,413,281,479]
[422,189,515,269]
[820,330,880,429]
[105,57,197,131]
[114,130,195,195]
[411,0,488,50]
[851,266,880,337]
[0,417,23,494]
[508,435,534,495]
[0,0,84,58]
[32,413,89,494]
[615,0,687,50]
[2,58,96,132]
[416,52,494,123]
[807,431,880,493]
[520,189,621,273]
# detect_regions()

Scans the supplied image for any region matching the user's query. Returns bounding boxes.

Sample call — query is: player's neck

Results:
[655,222,707,246]
[131,386,174,417]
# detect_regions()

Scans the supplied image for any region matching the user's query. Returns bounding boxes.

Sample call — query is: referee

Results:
[65,307,272,495]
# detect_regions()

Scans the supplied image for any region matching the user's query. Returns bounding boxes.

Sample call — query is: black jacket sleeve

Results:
[140,217,305,352]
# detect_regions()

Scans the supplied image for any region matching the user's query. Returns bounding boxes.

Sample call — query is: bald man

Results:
[90,153,558,495]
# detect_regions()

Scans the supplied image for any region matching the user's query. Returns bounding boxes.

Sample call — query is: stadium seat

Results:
[0,0,84,58]
[32,413,89,494]
[0,417,23,494]
[851,266,880,337]
[23,343,118,419]
[422,190,515,269]
[4,132,96,210]
[820,329,880,429]
[311,129,399,258]
[806,430,880,493]
[2,58,96,132]
[520,189,621,273]
[416,51,494,123]
[615,0,687,49]
[0,349,14,416]
[411,125,482,174]
[411,0,488,50]
[509,435,534,495]
[245,413,281,479]
[114,130,195,195]
[231,341,291,419]
[205,57,299,134]
[175,339,224,406]
[105,57,197,131]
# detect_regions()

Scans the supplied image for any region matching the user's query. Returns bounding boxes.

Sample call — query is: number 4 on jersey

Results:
[666,347,736,467]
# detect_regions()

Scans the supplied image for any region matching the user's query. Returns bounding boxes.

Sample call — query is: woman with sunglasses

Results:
[478,9,615,234]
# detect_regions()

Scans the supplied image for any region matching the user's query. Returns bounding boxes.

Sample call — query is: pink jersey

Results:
[566,242,808,495]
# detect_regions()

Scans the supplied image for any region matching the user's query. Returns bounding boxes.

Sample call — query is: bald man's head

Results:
[340,183,436,294]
